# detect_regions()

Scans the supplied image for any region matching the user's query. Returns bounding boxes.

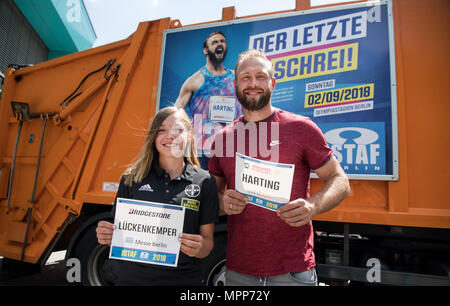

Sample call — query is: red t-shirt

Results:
[208,109,332,276]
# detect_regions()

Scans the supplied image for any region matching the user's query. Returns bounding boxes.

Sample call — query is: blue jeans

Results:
[225,268,318,286]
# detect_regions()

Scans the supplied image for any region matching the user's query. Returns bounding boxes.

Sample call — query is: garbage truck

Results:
[0,0,449,285]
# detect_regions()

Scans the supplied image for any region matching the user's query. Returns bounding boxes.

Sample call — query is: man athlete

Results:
[175,31,242,169]
[209,49,350,286]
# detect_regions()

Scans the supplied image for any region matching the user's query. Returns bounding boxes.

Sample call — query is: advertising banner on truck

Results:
[156,0,398,180]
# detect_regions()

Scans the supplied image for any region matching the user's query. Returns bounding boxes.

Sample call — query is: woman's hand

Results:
[180,223,214,258]
[96,221,115,245]
[180,233,204,258]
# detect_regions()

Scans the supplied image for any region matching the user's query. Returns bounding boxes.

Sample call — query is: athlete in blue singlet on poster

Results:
[175,31,242,169]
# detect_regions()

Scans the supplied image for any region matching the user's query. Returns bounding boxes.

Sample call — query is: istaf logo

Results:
[321,122,386,175]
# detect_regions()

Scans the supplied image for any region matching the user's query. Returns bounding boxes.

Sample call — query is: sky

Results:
[83,0,352,47]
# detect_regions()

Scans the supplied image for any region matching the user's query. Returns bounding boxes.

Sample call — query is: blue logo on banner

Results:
[320,122,386,175]
[110,247,177,265]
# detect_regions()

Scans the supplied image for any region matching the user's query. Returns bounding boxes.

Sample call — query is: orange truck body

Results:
[0,0,448,284]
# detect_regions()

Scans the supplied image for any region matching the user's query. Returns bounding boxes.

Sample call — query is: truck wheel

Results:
[205,258,226,286]
[73,225,117,286]
[202,233,227,286]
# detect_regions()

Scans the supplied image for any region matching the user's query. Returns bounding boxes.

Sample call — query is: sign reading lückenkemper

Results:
[110,198,185,267]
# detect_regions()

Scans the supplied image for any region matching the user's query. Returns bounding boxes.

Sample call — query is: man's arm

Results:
[277,156,350,227]
[174,71,204,109]
[309,155,350,215]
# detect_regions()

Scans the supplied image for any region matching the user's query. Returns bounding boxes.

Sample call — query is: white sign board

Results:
[110,198,185,267]
[235,153,295,211]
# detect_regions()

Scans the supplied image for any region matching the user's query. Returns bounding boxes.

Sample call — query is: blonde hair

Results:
[123,106,200,186]
[234,49,274,78]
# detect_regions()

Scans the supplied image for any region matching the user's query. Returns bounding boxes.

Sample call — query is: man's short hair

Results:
[203,31,226,49]
[234,49,273,78]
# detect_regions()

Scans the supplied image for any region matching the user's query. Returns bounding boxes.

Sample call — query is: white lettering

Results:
[249,11,367,56]
[66,258,81,283]
[366,258,381,283]
[66,0,81,23]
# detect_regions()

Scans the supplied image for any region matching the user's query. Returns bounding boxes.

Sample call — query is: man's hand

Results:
[222,189,248,215]
[277,198,315,227]
[277,156,350,227]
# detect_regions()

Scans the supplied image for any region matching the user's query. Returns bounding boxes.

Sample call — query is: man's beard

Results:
[236,85,272,111]
[207,47,226,66]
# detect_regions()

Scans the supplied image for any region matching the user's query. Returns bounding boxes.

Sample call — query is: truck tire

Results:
[202,233,227,286]
[205,258,226,286]
[73,225,117,286]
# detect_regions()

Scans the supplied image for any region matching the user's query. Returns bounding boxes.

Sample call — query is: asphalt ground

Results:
[0,251,70,286]
[0,250,329,287]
